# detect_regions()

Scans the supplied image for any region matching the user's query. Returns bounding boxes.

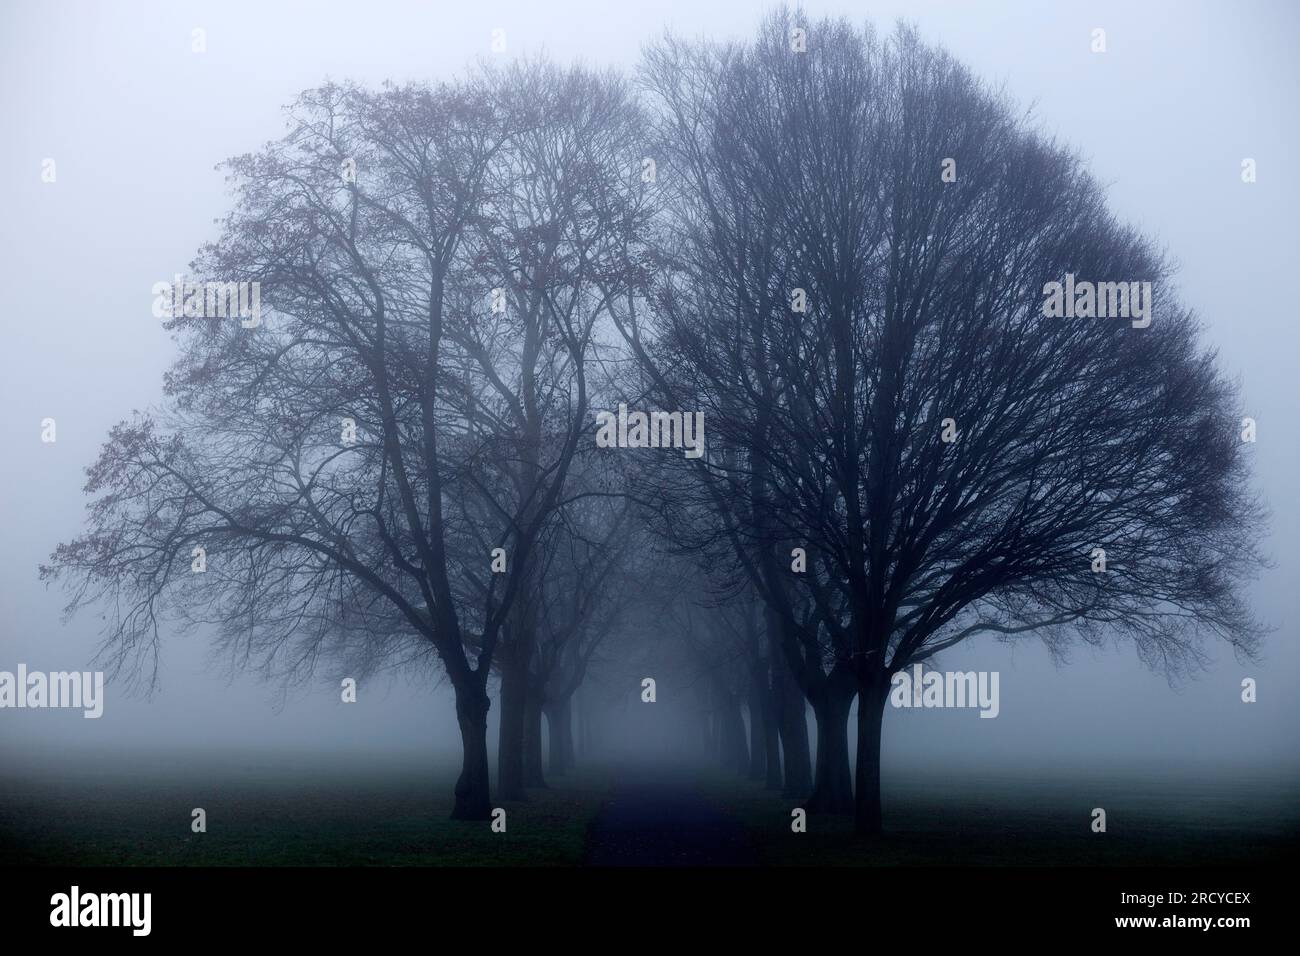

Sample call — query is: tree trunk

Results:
[746,678,767,782]
[854,674,890,836]
[583,689,597,756]
[497,657,529,801]
[762,678,783,790]
[452,683,493,820]
[546,696,575,775]
[807,666,856,814]
[775,653,813,797]
[523,688,547,788]
[720,691,749,773]
[575,687,587,757]
[561,697,576,769]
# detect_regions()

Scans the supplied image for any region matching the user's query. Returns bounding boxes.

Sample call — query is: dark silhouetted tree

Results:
[627,10,1267,834]
[43,63,646,821]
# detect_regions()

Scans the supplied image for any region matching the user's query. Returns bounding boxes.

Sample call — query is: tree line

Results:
[44,8,1265,835]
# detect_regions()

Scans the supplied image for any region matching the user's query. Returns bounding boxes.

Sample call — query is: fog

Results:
[1,0,1296,785]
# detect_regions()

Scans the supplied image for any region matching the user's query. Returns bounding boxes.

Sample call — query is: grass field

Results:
[2,749,1296,867]
[699,762,1300,866]
[0,750,609,866]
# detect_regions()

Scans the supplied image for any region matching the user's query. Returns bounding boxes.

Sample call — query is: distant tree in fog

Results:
[42,62,648,820]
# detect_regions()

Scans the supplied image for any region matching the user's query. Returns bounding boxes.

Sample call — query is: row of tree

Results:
[45,9,1264,835]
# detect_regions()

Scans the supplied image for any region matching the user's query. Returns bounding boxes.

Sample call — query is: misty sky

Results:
[1,0,1296,774]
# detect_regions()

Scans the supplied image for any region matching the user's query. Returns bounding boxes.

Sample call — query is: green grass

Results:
[697,765,1300,867]
[5,751,1295,867]
[0,753,611,867]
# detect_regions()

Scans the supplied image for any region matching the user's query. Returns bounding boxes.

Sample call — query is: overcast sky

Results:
[1,0,1296,774]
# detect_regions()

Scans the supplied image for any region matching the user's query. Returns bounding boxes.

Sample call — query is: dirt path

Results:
[582,772,757,866]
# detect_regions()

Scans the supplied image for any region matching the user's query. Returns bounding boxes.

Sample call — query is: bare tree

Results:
[631,10,1267,834]
[527,490,636,776]
[39,8,1268,844]
[464,61,647,800]
[42,63,642,820]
